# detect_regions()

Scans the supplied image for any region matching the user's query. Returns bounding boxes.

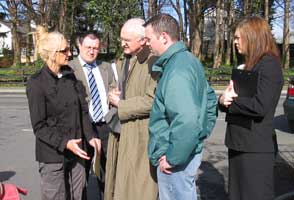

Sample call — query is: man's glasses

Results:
[83,46,99,52]
[120,37,144,44]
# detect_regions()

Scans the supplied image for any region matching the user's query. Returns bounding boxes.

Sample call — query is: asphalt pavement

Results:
[0,88,293,200]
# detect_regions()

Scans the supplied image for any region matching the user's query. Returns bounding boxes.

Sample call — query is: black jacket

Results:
[26,65,95,163]
[220,55,284,152]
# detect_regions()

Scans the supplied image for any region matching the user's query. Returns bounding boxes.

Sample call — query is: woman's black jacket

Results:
[26,65,95,163]
[219,55,284,153]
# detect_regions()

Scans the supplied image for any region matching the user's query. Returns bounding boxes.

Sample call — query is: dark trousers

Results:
[228,149,275,200]
[39,159,86,200]
[85,122,110,198]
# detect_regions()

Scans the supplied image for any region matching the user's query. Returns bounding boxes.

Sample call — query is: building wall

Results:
[0,23,12,56]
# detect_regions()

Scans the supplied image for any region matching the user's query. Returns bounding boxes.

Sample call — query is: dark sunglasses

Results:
[56,47,71,53]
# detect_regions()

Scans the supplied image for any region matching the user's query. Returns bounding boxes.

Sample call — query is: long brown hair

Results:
[236,16,280,70]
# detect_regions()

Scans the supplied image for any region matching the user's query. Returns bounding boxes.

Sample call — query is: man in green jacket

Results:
[144,13,217,200]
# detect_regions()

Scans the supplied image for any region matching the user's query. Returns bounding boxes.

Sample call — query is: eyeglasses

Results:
[83,46,99,52]
[56,47,71,53]
[120,37,144,44]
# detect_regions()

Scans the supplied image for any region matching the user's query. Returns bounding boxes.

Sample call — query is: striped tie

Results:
[86,64,103,122]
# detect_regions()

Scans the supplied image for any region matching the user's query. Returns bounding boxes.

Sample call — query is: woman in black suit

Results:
[27,26,101,200]
[219,16,284,200]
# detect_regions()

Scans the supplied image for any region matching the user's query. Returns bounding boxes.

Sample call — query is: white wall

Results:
[0,22,12,51]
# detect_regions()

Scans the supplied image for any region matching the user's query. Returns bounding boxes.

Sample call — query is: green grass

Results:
[0,62,293,87]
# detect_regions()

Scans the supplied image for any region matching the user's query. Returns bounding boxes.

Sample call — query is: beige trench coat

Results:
[104,47,158,200]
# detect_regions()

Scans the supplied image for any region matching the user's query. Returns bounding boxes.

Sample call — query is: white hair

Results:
[122,18,145,38]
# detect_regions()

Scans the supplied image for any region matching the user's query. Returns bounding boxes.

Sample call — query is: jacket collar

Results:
[152,41,187,73]
[136,46,150,64]
[121,46,150,64]
[44,65,74,79]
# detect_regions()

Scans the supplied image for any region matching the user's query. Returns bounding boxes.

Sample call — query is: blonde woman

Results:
[26,26,101,200]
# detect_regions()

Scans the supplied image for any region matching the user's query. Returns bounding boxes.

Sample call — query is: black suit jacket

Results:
[26,65,95,163]
[220,55,284,153]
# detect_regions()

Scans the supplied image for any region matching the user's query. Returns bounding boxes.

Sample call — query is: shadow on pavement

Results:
[0,171,15,182]
[197,161,228,200]
[274,148,294,198]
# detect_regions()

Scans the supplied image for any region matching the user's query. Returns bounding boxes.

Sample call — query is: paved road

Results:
[0,94,293,200]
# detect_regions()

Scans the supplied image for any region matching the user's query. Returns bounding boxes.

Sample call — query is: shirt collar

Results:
[78,55,97,68]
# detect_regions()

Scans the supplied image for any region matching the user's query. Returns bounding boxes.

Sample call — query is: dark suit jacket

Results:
[220,55,284,153]
[26,65,95,163]
[68,57,116,106]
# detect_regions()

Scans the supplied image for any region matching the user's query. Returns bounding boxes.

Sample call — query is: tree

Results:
[187,0,204,59]
[225,0,235,66]
[282,0,290,69]
[86,0,144,57]
[148,0,159,18]
[213,0,225,68]
[265,0,269,21]
[0,0,22,66]
[169,0,187,41]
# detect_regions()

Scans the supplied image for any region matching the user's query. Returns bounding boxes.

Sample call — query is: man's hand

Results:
[158,155,172,174]
[66,138,90,160]
[89,138,101,153]
[109,87,121,107]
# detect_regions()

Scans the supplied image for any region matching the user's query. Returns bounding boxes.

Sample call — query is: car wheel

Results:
[288,120,294,133]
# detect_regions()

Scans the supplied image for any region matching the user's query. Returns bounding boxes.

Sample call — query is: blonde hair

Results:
[34,26,66,62]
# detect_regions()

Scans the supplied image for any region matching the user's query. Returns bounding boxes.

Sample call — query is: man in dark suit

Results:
[69,31,116,198]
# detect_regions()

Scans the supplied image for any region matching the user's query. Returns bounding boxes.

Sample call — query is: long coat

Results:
[105,47,158,200]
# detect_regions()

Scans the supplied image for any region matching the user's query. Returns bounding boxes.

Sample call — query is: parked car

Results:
[283,77,294,133]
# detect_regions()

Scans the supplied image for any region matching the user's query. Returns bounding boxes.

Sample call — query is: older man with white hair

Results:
[104,18,159,200]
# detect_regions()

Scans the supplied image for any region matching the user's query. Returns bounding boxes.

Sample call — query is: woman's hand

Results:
[219,80,238,107]
[66,139,90,160]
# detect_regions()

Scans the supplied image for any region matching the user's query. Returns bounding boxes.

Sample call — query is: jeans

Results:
[157,152,202,200]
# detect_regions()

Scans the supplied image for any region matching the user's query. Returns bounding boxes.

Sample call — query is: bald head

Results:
[121,18,145,39]
[120,18,147,56]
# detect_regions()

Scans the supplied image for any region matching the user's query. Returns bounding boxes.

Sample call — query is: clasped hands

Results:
[219,80,238,107]
[109,87,121,107]
[66,137,101,160]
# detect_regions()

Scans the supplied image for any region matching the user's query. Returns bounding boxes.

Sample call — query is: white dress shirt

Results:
[78,56,109,122]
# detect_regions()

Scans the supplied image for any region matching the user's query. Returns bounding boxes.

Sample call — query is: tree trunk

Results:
[244,0,252,16]
[282,0,290,69]
[183,0,188,42]
[6,0,21,66]
[69,0,75,41]
[148,0,158,18]
[169,0,186,41]
[59,0,67,34]
[25,18,32,64]
[213,0,224,68]
[264,0,269,21]
[225,0,235,66]
[188,0,203,59]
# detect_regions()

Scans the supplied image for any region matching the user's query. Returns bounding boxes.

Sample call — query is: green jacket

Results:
[148,42,217,167]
